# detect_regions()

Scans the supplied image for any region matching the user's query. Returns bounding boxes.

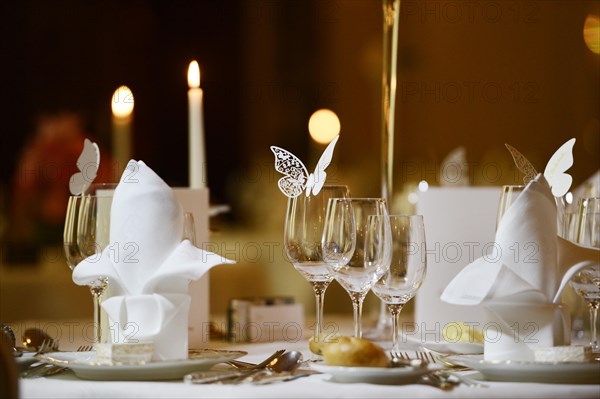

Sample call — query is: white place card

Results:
[414,187,500,340]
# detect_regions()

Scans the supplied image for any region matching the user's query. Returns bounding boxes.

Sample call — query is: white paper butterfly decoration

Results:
[69,138,100,195]
[543,138,576,198]
[271,135,339,198]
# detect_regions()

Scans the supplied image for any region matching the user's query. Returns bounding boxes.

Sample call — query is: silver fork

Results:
[389,351,424,368]
[21,339,58,378]
[185,349,286,384]
[22,344,91,379]
[41,345,94,377]
[415,351,487,388]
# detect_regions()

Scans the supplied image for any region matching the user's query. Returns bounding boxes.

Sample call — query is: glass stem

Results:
[589,301,599,351]
[312,281,330,340]
[375,300,390,331]
[350,292,367,338]
[387,303,404,352]
[89,283,106,345]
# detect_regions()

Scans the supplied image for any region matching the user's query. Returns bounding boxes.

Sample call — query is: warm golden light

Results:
[111,85,134,118]
[188,61,200,88]
[584,14,600,54]
[308,109,341,144]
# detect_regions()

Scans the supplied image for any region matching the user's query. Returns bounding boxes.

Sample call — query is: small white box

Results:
[228,298,304,343]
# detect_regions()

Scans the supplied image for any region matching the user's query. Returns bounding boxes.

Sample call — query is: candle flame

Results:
[188,61,200,88]
[111,85,134,118]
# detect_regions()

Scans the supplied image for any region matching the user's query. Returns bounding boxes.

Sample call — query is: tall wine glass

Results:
[284,185,350,340]
[371,215,426,352]
[570,197,600,352]
[73,184,116,343]
[322,198,390,338]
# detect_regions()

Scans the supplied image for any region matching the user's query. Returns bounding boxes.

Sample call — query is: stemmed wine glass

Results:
[322,198,391,338]
[570,197,600,352]
[284,185,350,340]
[63,184,116,344]
[370,215,427,352]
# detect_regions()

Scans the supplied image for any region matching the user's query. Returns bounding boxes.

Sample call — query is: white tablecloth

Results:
[20,340,600,399]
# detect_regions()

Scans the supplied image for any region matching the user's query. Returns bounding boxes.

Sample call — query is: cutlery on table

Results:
[223,351,303,384]
[22,344,92,379]
[184,349,285,384]
[410,351,488,389]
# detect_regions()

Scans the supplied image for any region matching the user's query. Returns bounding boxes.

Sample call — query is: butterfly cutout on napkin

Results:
[505,138,575,198]
[69,138,100,195]
[271,135,339,198]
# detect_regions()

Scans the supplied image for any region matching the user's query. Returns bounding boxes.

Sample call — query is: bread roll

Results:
[309,332,340,356]
[322,336,389,368]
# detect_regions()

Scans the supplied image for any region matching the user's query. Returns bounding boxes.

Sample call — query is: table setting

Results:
[2,2,600,399]
[4,129,598,398]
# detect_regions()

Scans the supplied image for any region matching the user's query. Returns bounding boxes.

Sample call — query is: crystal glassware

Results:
[371,215,427,352]
[322,198,391,338]
[65,183,116,344]
[496,185,525,230]
[284,185,350,340]
[570,197,600,352]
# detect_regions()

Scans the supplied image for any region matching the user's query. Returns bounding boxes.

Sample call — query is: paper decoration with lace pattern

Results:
[505,143,538,185]
[69,138,100,195]
[271,135,339,198]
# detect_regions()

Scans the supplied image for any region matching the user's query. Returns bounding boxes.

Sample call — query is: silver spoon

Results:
[240,351,303,383]
[184,349,286,384]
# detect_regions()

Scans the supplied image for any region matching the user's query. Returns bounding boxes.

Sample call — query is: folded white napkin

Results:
[441,174,599,361]
[73,160,234,360]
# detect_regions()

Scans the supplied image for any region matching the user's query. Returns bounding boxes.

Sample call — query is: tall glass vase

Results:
[368,0,401,340]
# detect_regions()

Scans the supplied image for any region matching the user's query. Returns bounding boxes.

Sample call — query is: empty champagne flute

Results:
[284,185,350,340]
[570,197,600,352]
[371,215,427,352]
[322,198,391,338]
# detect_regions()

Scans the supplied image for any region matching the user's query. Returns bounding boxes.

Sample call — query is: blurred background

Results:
[1,0,599,326]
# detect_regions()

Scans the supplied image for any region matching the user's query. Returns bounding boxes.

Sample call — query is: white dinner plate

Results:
[446,354,600,384]
[35,348,247,381]
[311,363,438,384]
[400,334,483,355]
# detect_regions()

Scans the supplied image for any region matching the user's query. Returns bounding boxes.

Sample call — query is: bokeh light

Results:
[309,109,341,144]
[583,14,600,54]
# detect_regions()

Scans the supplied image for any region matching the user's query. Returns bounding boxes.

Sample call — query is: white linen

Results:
[72,160,234,360]
[19,340,600,399]
[441,174,599,361]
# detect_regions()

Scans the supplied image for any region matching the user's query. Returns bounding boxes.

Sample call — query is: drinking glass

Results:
[66,183,116,343]
[284,185,350,340]
[496,185,525,230]
[371,215,426,352]
[570,197,600,352]
[322,198,391,338]
[64,196,85,269]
